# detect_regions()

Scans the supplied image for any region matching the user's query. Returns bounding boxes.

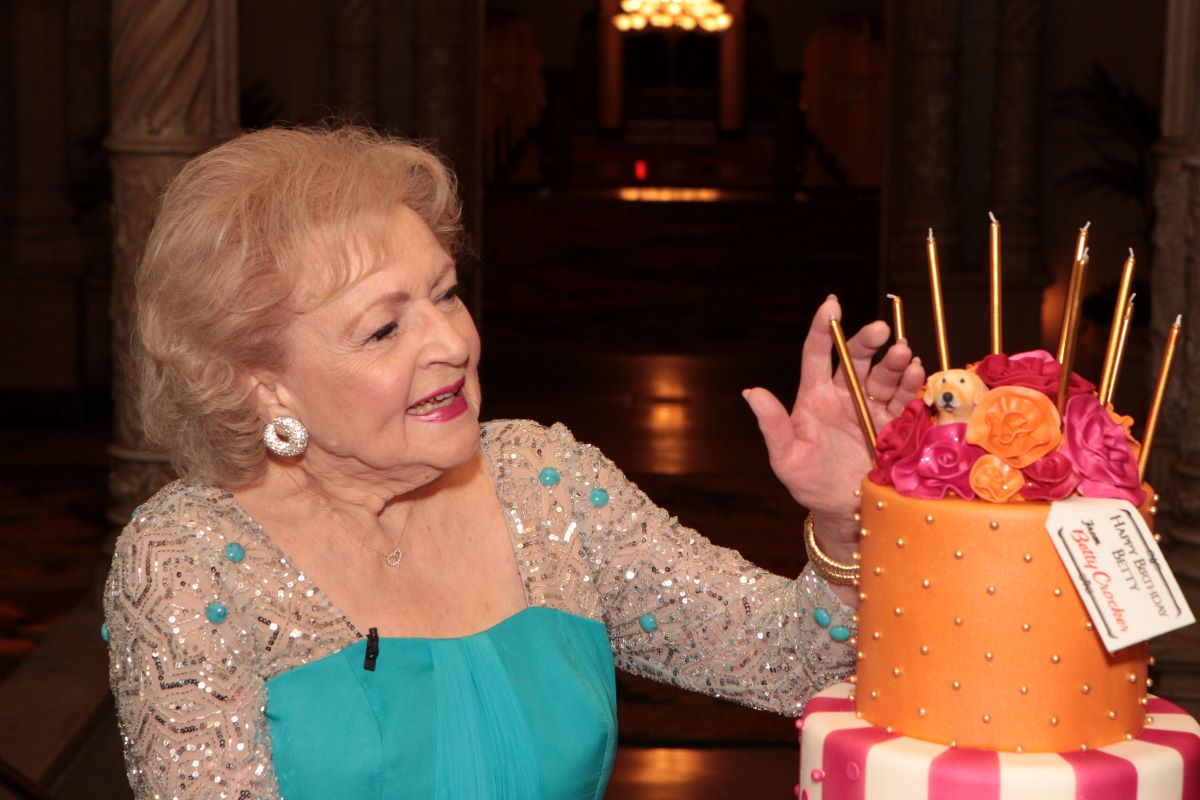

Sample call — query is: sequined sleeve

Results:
[483,420,857,716]
[104,500,280,800]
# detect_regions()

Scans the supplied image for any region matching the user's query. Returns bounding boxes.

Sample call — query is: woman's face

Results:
[266,205,482,482]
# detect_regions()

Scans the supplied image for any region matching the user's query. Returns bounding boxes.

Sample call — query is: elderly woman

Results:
[104,126,923,799]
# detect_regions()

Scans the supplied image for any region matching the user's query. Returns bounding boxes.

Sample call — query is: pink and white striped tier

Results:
[797,682,1199,800]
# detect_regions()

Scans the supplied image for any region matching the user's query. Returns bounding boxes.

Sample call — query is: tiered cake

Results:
[796,350,1200,799]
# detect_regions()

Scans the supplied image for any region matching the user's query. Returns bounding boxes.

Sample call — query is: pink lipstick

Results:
[406,378,468,422]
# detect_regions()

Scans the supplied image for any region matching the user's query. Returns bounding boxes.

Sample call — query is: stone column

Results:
[67,0,113,392]
[987,0,1045,353]
[413,0,484,319]
[1148,0,1200,715]
[332,0,378,121]
[893,0,960,274]
[3,1,80,265]
[1,1,88,390]
[718,0,746,135]
[881,0,962,364]
[105,0,239,525]
[597,0,623,132]
[1147,0,1200,538]
[988,0,1041,282]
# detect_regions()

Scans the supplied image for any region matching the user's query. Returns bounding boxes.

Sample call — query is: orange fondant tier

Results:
[856,481,1151,753]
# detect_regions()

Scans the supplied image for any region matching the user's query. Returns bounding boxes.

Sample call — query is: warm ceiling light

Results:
[611,1,733,33]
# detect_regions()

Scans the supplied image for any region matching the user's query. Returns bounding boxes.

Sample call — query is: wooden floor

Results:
[608,747,798,799]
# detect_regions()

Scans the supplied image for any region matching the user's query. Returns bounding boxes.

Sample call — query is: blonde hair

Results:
[134,125,463,486]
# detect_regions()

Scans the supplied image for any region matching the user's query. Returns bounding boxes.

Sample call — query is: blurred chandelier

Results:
[612,1,733,33]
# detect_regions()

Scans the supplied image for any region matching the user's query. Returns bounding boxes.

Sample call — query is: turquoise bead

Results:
[589,487,609,507]
[100,622,109,643]
[130,504,143,521]
[538,467,560,487]
[224,542,246,563]
[205,602,228,624]
[813,607,832,628]
[829,625,852,642]
[639,614,658,633]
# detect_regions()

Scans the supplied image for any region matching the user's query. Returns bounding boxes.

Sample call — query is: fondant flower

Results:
[867,398,933,486]
[965,385,1063,468]
[1061,393,1145,505]
[972,350,1095,398]
[1106,403,1142,459]
[1019,451,1079,501]
[891,423,985,499]
[969,454,1025,503]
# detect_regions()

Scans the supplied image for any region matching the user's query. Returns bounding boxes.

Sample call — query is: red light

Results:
[634,160,647,181]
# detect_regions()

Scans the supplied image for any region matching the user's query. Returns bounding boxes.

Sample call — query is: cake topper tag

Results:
[1045,498,1195,652]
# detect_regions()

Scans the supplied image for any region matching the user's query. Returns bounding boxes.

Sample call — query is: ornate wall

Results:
[105,0,240,522]
[1152,0,1200,574]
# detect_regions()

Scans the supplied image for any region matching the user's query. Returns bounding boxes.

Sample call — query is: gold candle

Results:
[1057,223,1090,363]
[1098,248,1136,404]
[1107,294,1136,406]
[886,293,906,342]
[926,228,951,371]
[1056,247,1089,412]
[1072,221,1090,264]
[989,212,1002,354]
[830,317,877,457]
[1139,314,1183,479]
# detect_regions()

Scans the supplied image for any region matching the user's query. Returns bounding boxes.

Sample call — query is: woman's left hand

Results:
[743,295,925,557]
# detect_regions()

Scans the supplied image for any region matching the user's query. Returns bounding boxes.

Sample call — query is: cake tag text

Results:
[1045,498,1195,653]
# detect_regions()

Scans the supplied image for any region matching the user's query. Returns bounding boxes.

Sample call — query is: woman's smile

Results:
[406,377,468,420]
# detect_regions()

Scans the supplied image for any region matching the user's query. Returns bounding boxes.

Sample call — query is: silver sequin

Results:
[104,420,855,798]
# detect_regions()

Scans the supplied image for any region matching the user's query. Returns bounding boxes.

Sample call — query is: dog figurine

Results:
[923,369,989,424]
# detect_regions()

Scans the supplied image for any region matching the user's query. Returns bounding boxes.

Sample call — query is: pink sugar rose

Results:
[1061,393,1145,505]
[972,350,1095,399]
[891,423,986,500]
[868,398,933,486]
[1019,451,1080,501]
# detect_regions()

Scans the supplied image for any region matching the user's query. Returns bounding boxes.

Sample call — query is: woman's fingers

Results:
[832,319,890,393]
[798,296,842,395]
[742,387,795,465]
[862,340,914,406]
[872,357,926,425]
[889,357,927,414]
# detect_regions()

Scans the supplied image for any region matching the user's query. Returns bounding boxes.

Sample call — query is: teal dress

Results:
[265,607,617,799]
[104,421,857,800]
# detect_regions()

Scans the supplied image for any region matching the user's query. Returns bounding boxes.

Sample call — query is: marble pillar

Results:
[718,0,746,135]
[880,0,963,366]
[597,0,623,131]
[332,0,378,121]
[986,0,1045,353]
[413,0,484,318]
[988,0,1042,283]
[67,0,113,391]
[4,1,80,266]
[105,0,239,525]
[2,1,89,390]
[1148,0,1200,713]
[893,0,960,278]
[1149,0,1200,551]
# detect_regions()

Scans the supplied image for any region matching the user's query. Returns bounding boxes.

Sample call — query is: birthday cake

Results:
[797,344,1199,797]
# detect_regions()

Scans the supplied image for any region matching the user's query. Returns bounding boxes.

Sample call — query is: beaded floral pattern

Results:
[105,420,855,799]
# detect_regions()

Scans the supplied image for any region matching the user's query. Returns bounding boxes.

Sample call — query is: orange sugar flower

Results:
[969,454,1026,503]
[965,385,1063,468]
[1105,402,1142,460]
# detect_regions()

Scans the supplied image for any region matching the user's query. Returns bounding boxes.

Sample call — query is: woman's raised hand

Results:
[743,295,925,554]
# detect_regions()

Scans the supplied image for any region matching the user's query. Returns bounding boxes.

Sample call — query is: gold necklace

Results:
[288,471,406,568]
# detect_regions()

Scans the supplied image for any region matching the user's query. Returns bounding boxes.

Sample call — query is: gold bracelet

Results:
[804,513,860,586]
